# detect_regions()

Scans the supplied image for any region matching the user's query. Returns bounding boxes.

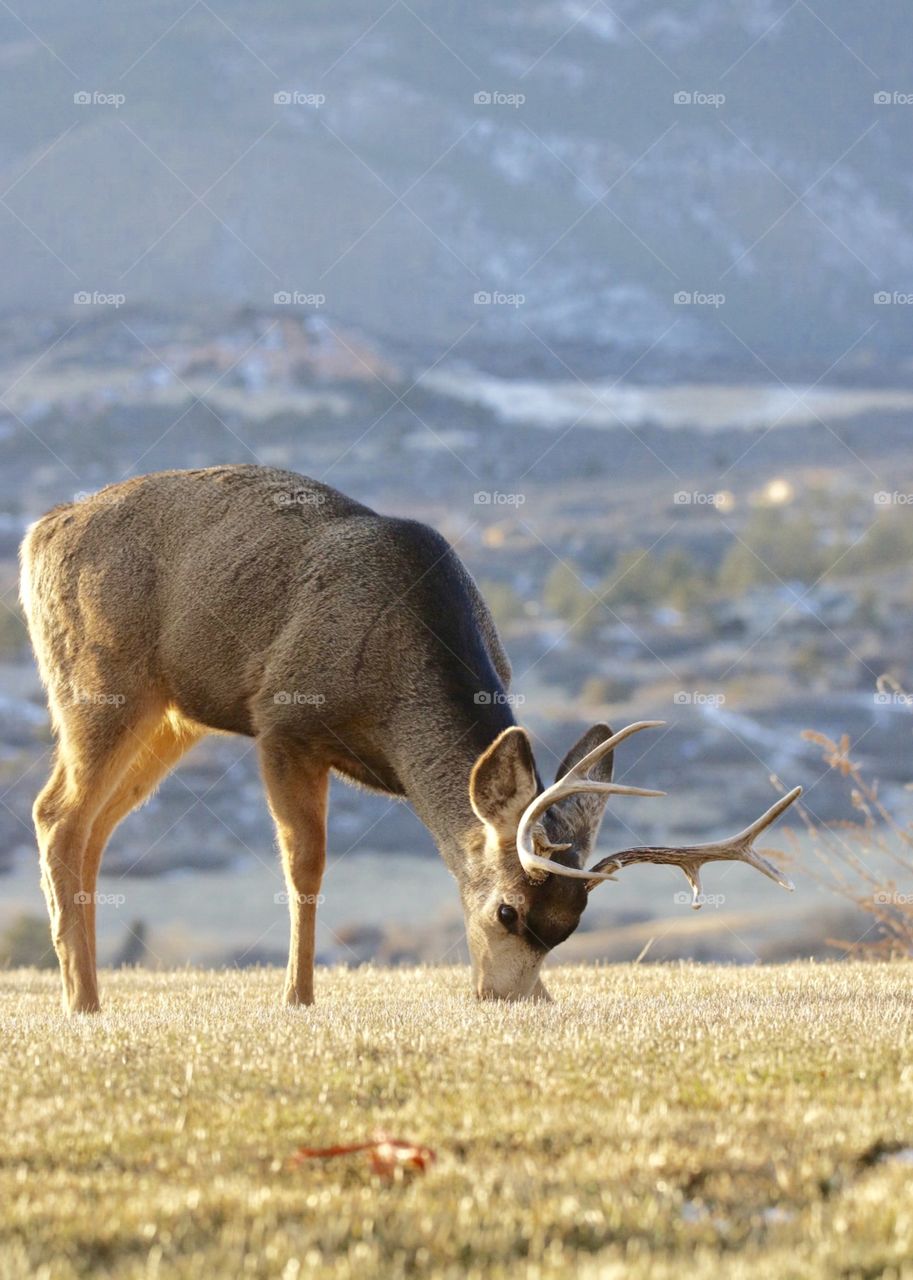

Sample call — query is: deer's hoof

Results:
[283,988,315,1008]
[66,995,101,1015]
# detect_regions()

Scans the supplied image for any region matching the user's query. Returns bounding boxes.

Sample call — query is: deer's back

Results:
[21,466,510,759]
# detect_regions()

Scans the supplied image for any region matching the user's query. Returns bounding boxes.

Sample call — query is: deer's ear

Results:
[555,723,614,784]
[469,727,539,840]
[551,723,615,857]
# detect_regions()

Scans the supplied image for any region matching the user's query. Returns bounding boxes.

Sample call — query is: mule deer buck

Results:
[20,465,801,1012]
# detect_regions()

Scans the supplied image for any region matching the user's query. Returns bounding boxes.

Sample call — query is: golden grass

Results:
[1,963,912,1279]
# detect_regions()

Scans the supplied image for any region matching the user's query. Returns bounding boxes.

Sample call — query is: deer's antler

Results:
[516,721,801,905]
[516,721,666,882]
[586,786,801,907]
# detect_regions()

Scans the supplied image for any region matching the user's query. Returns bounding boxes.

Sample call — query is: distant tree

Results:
[478,579,525,629]
[578,675,635,708]
[542,563,597,633]
[718,508,827,595]
[602,548,662,607]
[717,542,765,595]
[0,603,28,659]
[602,547,709,612]
[0,914,54,968]
[660,549,710,612]
[839,514,913,576]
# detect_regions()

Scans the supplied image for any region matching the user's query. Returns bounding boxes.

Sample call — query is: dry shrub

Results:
[797,676,913,956]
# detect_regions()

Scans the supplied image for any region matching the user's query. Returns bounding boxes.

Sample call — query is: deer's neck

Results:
[394,691,516,871]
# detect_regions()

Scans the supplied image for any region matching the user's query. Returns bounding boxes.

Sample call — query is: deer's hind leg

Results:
[81,711,204,971]
[34,699,162,1013]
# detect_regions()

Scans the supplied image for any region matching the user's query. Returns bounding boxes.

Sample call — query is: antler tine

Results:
[561,720,667,783]
[730,786,804,846]
[516,721,666,883]
[588,786,803,908]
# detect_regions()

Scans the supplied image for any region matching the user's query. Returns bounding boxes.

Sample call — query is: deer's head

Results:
[459,720,800,1001]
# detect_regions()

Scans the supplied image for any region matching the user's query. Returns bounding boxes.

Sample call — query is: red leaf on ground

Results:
[291,1135,436,1179]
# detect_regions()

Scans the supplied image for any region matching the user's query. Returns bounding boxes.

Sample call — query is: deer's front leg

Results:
[259,737,328,1007]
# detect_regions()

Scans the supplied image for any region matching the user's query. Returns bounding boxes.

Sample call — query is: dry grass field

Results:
[1,963,912,1279]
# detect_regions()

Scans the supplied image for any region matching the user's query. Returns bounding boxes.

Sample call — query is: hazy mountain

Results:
[1,1,911,372]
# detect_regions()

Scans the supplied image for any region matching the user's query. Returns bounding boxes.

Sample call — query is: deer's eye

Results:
[497,903,518,928]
